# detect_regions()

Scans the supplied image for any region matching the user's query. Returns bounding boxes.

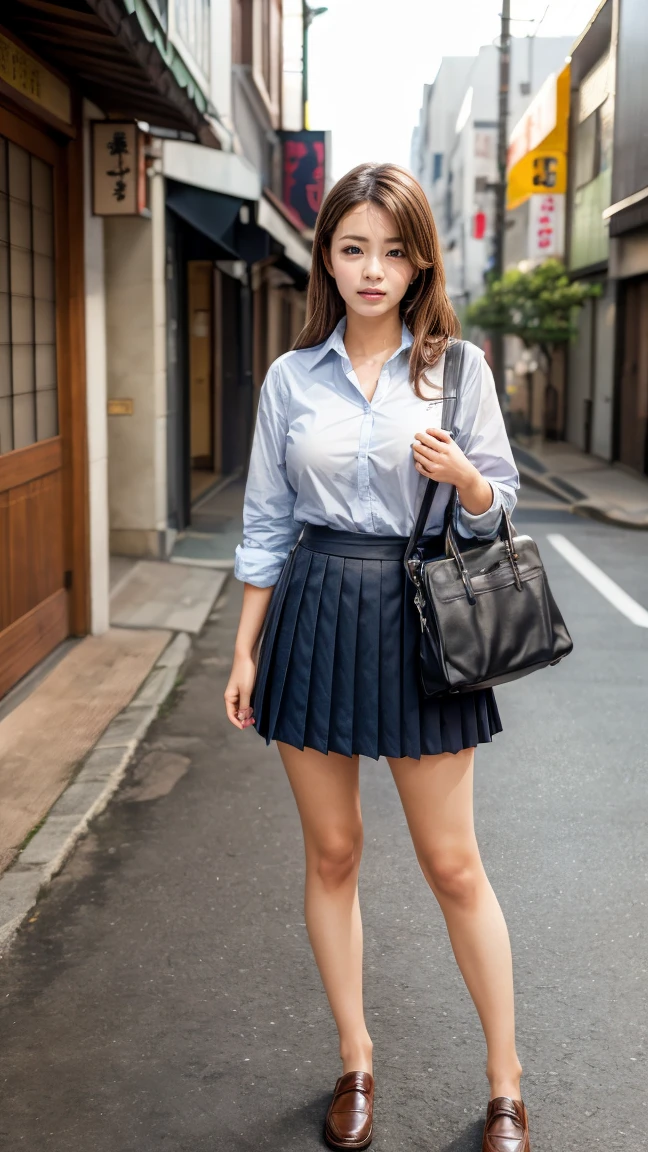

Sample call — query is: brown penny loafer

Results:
[482,1096,530,1152]
[324,1070,374,1150]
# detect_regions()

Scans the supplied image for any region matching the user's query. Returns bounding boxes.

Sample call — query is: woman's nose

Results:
[363,257,383,280]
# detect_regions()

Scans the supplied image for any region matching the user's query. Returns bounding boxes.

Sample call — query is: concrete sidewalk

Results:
[512,438,648,528]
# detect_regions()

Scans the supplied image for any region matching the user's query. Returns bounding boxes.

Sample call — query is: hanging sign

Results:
[508,150,566,212]
[507,65,570,212]
[528,193,565,259]
[280,131,326,229]
[0,31,71,126]
[92,122,148,216]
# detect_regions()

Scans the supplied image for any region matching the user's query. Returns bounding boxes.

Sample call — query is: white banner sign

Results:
[527,193,565,259]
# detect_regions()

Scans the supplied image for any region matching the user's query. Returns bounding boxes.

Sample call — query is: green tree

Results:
[466,259,601,437]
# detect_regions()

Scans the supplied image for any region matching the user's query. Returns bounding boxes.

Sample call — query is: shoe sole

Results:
[323,1122,373,1150]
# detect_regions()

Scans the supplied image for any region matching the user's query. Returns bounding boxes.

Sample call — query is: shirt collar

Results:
[307,314,414,370]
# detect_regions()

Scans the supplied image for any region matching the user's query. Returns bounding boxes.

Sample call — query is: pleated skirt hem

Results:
[250,536,503,761]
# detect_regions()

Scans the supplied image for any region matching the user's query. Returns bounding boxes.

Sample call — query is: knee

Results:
[312,831,363,891]
[419,846,483,907]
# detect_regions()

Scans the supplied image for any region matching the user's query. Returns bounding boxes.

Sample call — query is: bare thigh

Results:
[276,742,363,864]
[385,748,480,882]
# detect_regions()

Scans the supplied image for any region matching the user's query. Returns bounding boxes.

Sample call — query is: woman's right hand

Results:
[224,654,257,729]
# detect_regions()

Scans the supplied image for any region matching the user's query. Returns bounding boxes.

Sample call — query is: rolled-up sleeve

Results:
[453,352,519,540]
[234,363,301,587]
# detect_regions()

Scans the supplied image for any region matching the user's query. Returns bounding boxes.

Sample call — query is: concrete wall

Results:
[82,100,110,634]
[105,173,168,558]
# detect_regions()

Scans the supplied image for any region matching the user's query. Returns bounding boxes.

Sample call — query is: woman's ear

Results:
[322,244,334,278]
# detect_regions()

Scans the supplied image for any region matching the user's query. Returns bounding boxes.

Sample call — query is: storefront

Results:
[0,29,89,697]
[162,141,310,535]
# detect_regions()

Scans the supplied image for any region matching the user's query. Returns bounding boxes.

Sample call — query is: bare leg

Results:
[277,740,373,1075]
[386,748,523,1100]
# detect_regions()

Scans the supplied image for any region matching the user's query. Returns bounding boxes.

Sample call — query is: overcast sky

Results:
[307,0,601,181]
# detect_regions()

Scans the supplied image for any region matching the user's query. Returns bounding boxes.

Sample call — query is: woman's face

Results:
[325,202,416,320]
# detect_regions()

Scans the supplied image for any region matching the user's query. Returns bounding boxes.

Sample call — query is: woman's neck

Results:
[342,307,403,362]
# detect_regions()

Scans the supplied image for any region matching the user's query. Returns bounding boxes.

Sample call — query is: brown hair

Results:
[293,162,460,398]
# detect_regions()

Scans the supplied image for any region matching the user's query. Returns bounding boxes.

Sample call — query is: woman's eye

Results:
[387,248,406,258]
[342,245,362,255]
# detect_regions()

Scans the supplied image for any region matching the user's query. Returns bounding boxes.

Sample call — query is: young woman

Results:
[224,163,529,1152]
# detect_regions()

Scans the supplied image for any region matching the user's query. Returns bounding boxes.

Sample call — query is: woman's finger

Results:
[237,705,255,728]
[414,430,449,452]
[413,444,443,466]
[415,458,441,477]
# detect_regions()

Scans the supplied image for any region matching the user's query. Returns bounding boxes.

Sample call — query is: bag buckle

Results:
[414,585,429,633]
[407,556,422,586]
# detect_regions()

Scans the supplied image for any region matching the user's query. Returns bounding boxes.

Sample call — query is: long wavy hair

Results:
[293,162,459,398]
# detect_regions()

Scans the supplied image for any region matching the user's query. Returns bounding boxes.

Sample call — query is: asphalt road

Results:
[0,490,646,1152]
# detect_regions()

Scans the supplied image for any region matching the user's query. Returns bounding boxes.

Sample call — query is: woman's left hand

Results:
[412,428,495,516]
[412,427,476,488]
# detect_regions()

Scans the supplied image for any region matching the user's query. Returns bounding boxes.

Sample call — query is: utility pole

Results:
[492,0,511,405]
[302,3,328,131]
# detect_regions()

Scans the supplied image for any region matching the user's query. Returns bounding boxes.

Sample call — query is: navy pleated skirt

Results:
[250,524,503,761]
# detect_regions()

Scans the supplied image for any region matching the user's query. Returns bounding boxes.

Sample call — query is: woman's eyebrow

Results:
[338,234,403,243]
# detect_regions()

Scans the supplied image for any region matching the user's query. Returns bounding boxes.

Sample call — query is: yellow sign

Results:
[508,151,567,211]
[107,398,134,416]
[507,64,570,211]
[0,32,71,125]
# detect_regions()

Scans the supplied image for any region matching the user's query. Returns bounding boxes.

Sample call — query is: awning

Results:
[603,186,648,237]
[257,195,312,272]
[166,181,242,258]
[162,141,312,274]
[163,140,261,201]
[2,0,220,145]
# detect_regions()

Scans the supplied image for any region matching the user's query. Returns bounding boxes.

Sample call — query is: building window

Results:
[252,0,281,122]
[0,136,58,456]
[574,95,613,191]
[432,153,443,182]
[176,0,211,78]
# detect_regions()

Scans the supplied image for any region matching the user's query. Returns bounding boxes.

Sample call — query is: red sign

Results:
[281,131,326,229]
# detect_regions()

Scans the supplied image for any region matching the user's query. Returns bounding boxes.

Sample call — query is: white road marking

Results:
[546,534,648,628]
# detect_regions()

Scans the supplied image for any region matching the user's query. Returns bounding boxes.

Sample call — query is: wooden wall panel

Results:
[0,493,10,631]
[0,95,87,698]
[0,471,64,629]
[0,590,68,701]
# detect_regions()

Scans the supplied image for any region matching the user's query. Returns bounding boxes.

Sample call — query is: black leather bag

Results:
[403,342,573,697]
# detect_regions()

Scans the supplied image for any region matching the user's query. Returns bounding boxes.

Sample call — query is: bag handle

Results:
[404,339,465,583]
[444,503,523,600]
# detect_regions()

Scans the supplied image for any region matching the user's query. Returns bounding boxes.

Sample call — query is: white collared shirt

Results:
[235,316,519,587]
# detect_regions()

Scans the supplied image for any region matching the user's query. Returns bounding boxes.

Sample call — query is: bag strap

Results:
[403,339,465,579]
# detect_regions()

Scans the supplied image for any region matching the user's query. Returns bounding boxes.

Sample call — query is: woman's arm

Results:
[412,349,519,538]
[224,583,274,730]
[225,361,300,730]
[233,362,301,587]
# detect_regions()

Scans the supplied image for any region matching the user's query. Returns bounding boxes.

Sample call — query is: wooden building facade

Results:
[0,32,89,698]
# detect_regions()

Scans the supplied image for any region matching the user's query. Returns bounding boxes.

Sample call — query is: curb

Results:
[0,630,193,958]
[512,443,648,530]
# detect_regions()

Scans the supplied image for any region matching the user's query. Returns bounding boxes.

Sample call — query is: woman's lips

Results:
[358,290,385,298]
